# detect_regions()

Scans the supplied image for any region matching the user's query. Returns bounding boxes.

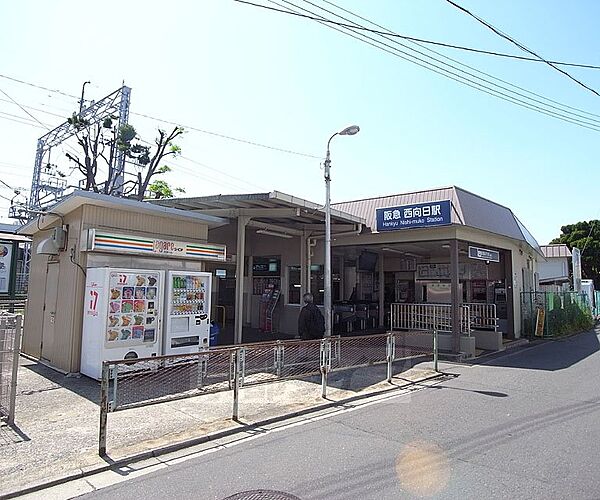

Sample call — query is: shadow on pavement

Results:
[21,357,100,404]
[475,328,600,371]
[0,423,30,447]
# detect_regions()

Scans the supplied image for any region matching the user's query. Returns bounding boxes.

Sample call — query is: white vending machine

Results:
[81,268,164,380]
[165,271,212,355]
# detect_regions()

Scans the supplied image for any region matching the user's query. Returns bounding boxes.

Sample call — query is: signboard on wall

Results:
[0,242,13,293]
[85,229,226,262]
[468,246,500,263]
[375,200,451,232]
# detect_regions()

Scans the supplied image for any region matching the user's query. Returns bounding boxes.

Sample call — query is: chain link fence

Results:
[521,291,594,338]
[0,313,22,425]
[99,332,437,455]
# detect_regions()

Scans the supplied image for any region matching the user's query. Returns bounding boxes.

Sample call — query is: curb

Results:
[1,371,445,499]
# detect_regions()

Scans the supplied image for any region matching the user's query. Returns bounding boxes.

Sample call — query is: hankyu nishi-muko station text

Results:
[375,200,452,231]
[382,204,442,222]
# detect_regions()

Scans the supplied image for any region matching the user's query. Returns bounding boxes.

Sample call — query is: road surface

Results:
[79,328,600,499]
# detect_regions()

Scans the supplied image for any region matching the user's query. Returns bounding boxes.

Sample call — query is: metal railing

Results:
[464,303,498,331]
[0,299,27,316]
[99,332,435,456]
[0,313,22,425]
[390,303,471,334]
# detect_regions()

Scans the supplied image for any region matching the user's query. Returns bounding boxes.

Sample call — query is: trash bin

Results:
[209,321,220,347]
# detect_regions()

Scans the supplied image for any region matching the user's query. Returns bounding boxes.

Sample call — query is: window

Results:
[287,265,324,305]
[288,266,301,305]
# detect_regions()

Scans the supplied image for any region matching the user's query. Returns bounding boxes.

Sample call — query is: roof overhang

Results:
[18,190,229,236]
[152,191,366,233]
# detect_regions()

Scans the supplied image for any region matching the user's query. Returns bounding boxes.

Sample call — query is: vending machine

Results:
[81,268,164,380]
[165,271,212,355]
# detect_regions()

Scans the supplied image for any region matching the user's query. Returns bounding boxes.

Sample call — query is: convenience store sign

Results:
[87,230,226,261]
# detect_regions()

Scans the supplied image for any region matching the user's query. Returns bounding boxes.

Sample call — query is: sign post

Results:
[572,247,582,292]
[535,307,545,337]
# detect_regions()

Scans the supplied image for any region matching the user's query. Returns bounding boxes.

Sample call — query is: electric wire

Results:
[234,0,600,70]
[580,220,597,256]
[0,73,322,159]
[262,0,600,131]
[319,0,600,120]
[444,0,600,97]
[131,110,321,159]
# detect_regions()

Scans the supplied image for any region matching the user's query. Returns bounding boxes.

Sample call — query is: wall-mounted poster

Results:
[0,243,13,293]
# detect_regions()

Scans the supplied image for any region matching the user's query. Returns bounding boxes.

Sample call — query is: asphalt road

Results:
[79,328,600,500]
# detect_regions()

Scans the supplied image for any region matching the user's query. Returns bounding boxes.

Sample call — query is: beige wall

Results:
[23,204,211,373]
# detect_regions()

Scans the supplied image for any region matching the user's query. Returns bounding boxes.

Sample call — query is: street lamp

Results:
[324,125,360,337]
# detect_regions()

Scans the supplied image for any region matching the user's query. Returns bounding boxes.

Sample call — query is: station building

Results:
[20,185,541,374]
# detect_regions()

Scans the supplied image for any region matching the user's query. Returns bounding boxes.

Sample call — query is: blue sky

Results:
[0,0,599,244]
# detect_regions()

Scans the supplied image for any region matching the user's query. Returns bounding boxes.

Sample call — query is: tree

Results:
[65,114,184,201]
[551,220,600,287]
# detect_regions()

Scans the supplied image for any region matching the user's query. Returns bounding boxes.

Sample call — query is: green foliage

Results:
[148,180,174,199]
[551,220,600,288]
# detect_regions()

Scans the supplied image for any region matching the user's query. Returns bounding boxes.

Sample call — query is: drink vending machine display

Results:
[165,271,212,355]
[81,268,164,380]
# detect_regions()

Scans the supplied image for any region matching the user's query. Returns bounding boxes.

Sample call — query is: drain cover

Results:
[222,491,301,500]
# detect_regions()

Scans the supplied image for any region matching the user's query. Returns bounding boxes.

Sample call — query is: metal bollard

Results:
[433,329,439,373]
[232,348,245,420]
[386,332,395,383]
[7,315,22,425]
[320,338,330,399]
[99,362,109,456]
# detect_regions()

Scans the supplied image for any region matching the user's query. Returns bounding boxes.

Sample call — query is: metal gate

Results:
[0,313,21,425]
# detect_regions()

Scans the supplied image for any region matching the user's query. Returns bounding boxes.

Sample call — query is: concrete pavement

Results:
[69,327,600,499]
[0,353,437,498]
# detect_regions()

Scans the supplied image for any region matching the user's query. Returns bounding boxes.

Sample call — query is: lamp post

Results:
[324,125,360,337]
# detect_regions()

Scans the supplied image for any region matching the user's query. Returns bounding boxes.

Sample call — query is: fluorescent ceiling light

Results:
[381,247,404,254]
[256,229,293,239]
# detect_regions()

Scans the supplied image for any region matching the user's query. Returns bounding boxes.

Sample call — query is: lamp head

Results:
[339,125,360,136]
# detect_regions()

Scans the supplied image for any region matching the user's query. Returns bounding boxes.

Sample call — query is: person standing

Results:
[298,292,325,340]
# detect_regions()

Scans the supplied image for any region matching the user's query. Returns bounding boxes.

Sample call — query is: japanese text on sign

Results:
[375,200,451,231]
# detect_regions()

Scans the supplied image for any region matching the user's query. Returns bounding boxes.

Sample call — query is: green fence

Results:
[521,291,594,338]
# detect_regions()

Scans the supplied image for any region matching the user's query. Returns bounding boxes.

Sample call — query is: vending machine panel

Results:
[165,271,212,355]
[81,268,163,380]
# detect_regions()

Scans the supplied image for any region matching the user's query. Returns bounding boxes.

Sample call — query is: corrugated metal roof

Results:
[19,190,229,235]
[540,244,572,258]
[333,186,542,254]
[333,187,460,228]
[153,191,365,227]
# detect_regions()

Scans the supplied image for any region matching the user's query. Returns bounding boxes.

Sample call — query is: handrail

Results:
[390,302,472,335]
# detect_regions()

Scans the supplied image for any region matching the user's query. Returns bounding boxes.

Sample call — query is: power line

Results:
[581,220,597,256]
[234,0,600,70]
[319,0,600,121]
[444,0,600,97]
[261,0,600,132]
[0,97,68,119]
[0,111,47,129]
[0,73,322,159]
[131,110,321,159]
[0,87,56,130]
[0,74,79,100]
[0,178,14,190]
